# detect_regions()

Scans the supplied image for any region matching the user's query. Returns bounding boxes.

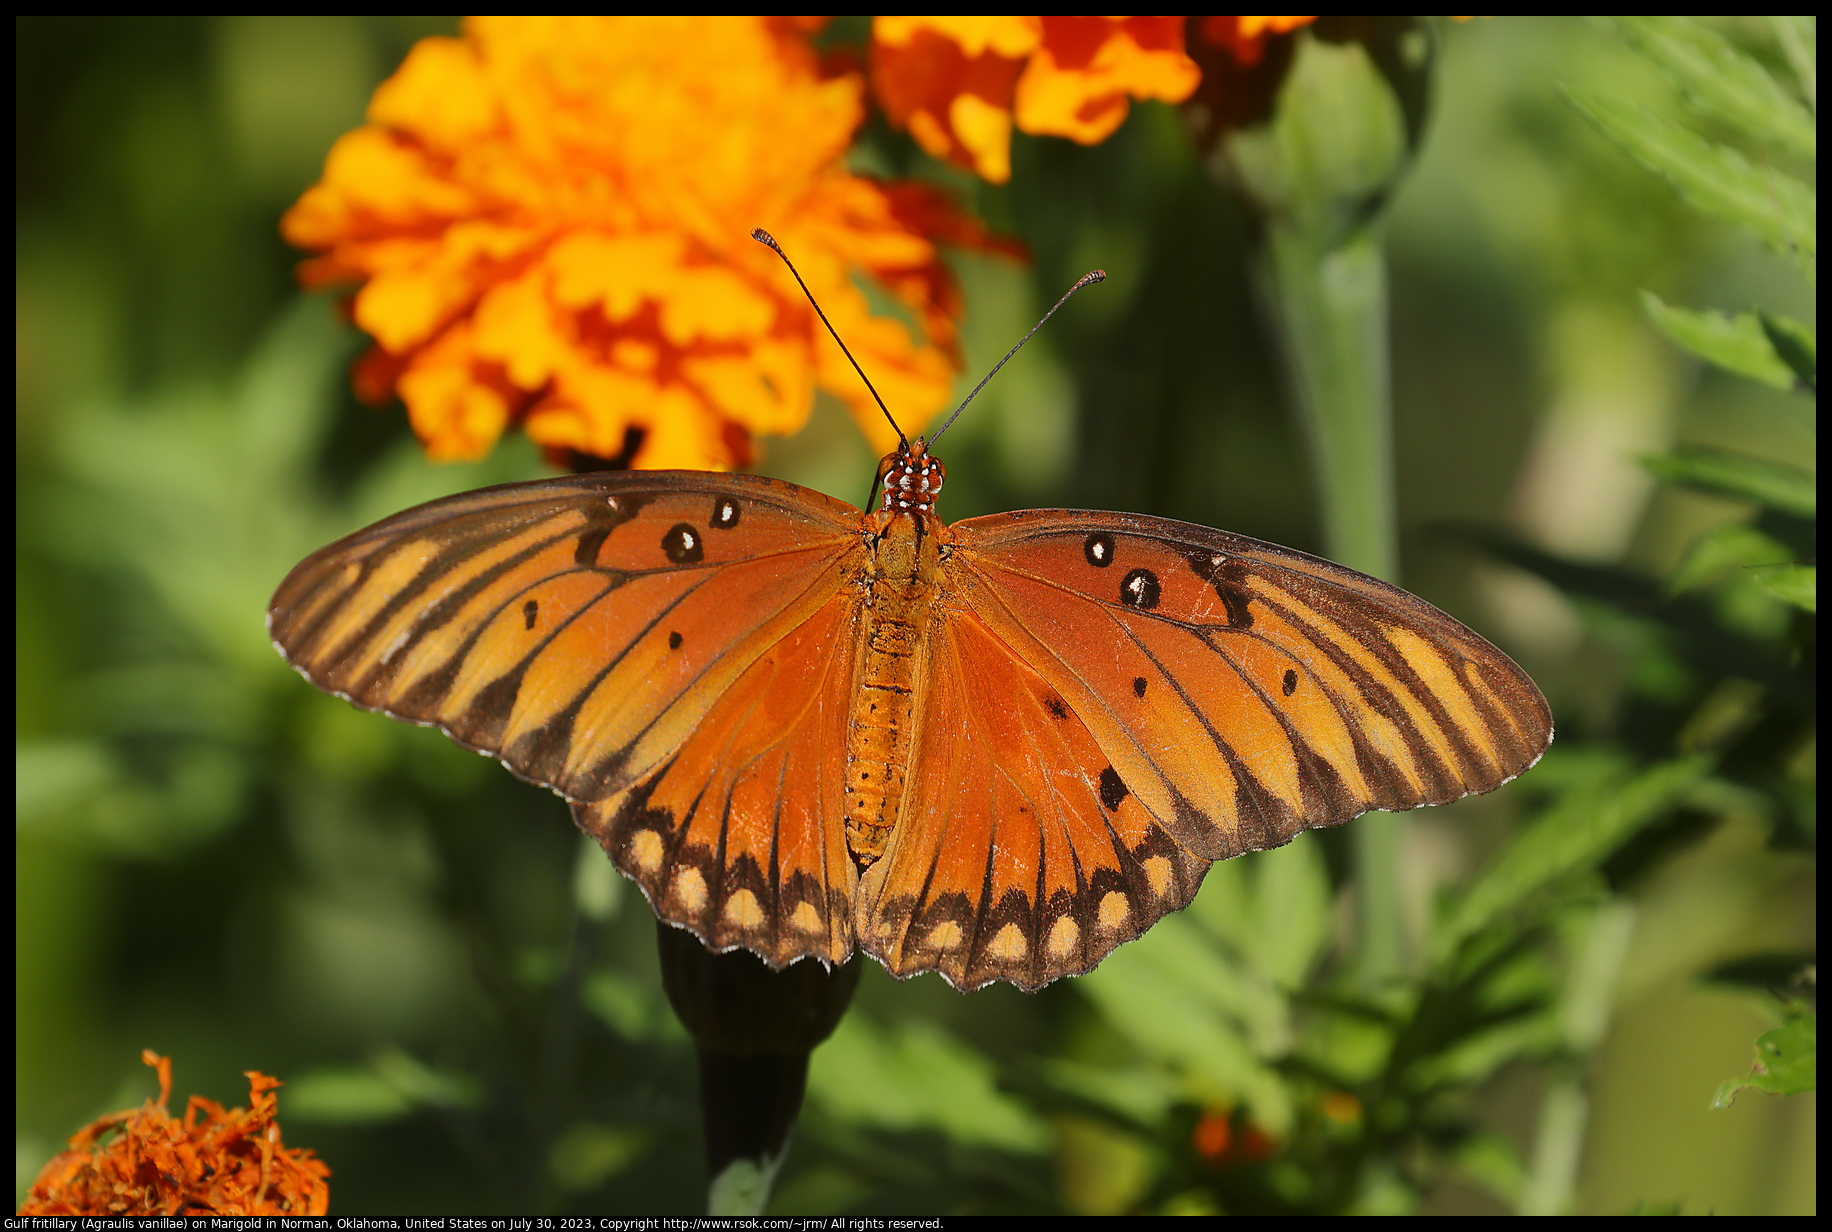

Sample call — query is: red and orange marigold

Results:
[284,16,1006,471]
[19,1052,329,1216]
[869,16,1318,182]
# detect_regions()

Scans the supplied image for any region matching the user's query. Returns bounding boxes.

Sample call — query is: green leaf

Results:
[1638,442,1817,515]
[1758,563,1816,612]
[1437,755,1713,962]
[1713,1013,1817,1105]
[1564,87,1815,258]
[1760,311,1817,392]
[1667,523,1796,593]
[282,1048,484,1125]
[1768,16,1818,114]
[1701,952,1818,997]
[809,1015,1050,1154]
[1605,16,1817,161]
[1447,1128,1528,1208]
[1639,293,1803,390]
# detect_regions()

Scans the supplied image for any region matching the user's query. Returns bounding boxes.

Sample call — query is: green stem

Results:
[1254,219,1404,988]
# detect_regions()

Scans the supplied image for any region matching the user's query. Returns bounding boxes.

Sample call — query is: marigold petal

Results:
[472,271,573,390]
[367,36,501,151]
[1237,15,1318,40]
[548,231,686,320]
[683,353,801,438]
[524,369,639,459]
[398,323,514,460]
[659,266,777,346]
[638,395,745,471]
[298,129,483,239]
[1014,17,1201,144]
[875,15,1041,58]
[354,254,464,354]
[354,221,545,353]
[20,1056,328,1217]
[948,95,1015,183]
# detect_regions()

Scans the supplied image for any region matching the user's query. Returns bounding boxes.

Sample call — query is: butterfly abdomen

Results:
[844,509,945,866]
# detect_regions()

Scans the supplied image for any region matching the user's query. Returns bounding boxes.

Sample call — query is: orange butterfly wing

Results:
[572,587,863,967]
[272,465,1551,993]
[856,605,1212,991]
[856,508,1551,991]
[269,472,869,966]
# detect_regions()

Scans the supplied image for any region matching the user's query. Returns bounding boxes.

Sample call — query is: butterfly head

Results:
[876,438,946,515]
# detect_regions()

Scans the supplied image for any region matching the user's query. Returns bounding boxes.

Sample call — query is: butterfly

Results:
[270,249,1551,994]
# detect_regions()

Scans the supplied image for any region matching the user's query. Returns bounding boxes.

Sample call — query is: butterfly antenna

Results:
[753,228,907,449]
[928,268,1105,446]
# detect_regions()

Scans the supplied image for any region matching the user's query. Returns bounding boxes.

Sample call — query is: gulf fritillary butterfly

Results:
[270,248,1551,994]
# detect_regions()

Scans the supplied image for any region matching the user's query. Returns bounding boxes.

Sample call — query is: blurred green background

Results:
[16,16,1813,1214]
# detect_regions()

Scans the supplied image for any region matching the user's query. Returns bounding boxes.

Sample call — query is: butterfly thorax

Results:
[845,442,949,867]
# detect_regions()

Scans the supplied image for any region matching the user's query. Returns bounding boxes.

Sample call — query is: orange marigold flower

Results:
[871,16,1203,183]
[1191,1104,1279,1170]
[19,1051,330,1216]
[284,16,1005,471]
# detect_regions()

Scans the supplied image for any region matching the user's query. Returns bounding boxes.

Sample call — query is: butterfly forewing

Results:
[269,471,865,799]
[947,509,1552,864]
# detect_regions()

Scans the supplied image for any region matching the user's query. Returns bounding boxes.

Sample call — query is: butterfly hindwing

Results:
[856,605,1211,992]
[574,588,864,968]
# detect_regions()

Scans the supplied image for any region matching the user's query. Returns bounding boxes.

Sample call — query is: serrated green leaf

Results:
[1638,442,1817,514]
[1640,293,1801,389]
[1758,563,1816,611]
[1713,1013,1816,1105]
[1605,16,1816,161]
[1565,88,1815,258]
[1760,311,1817,391]
[1437,756,1713,962]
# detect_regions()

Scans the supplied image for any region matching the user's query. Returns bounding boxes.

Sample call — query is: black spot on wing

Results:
[668,630,683,650]
[523,599,539,630]
[1133,676,1148,699]
[1120,568,1160,610]
[661,523,703,564]
[711,498,741,529]
[1098,766,1128,812]
[1084,532,1115,568]
[1186,550,1255,629]
[1282,668,1298,696]
[574,493,646,567]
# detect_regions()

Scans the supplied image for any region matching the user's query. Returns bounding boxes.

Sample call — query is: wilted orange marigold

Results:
[19,1051,329,1216]
[870,17,1319,182]
[284,16,1006,471]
